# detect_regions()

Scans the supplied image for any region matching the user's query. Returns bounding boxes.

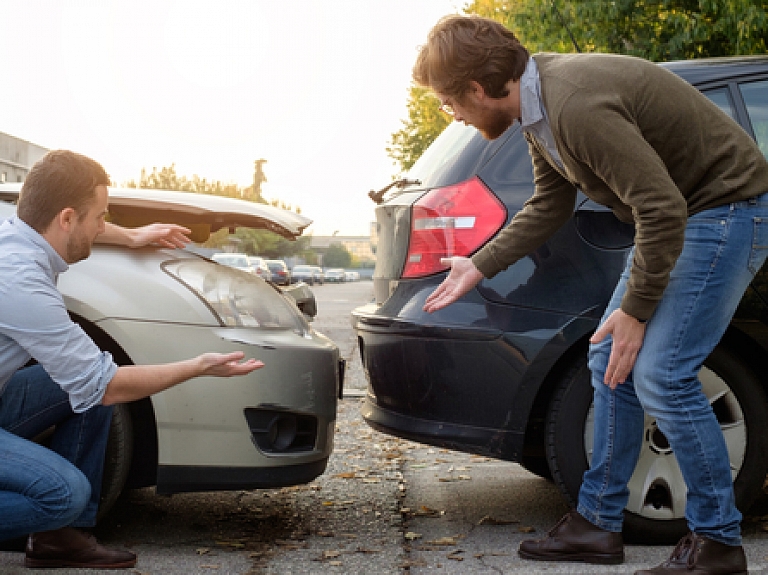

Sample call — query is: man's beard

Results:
[476,107,515,140]
[66,231,92,263]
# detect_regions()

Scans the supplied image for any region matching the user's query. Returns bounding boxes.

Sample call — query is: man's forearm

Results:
[101,352,263,405]
[95,222,133,246]
[101,360,203,405]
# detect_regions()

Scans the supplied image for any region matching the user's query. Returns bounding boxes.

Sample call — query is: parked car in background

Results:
[352,56,768,544]
[325,268,346,283]
[249,256,273,282]
[211,253,255,274]
[291,264,319,285]
[345,271,360,282]
[311,266,325,285]
[266,259,291,285]
[0,184,343,522]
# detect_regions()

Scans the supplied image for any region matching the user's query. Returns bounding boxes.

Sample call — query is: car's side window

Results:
[739,80,768,159]
[702,87,736,121]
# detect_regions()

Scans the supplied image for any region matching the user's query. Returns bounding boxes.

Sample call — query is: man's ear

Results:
[467,80,487,101]
[55,207,78,232]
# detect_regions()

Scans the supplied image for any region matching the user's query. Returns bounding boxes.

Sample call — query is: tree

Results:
[490,0,768,61]
[386,0,768,170]
[387,85,451,174]
[125,164,246,200]
[323,243,352,269]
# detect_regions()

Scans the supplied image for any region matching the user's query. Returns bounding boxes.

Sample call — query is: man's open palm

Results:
[423,256,484,313]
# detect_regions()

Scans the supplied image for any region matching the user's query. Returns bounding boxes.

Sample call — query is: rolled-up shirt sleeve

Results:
[0,257,117,412]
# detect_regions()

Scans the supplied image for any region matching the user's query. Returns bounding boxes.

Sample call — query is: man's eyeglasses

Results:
[439,102,456,117]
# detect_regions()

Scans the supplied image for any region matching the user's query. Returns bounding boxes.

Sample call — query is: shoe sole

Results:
[518,549,624,565]
[25,557,137,569]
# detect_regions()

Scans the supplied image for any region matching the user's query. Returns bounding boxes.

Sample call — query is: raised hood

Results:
[0,184,311,241]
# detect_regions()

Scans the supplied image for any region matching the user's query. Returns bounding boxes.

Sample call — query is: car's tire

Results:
[545,345,768,544]
[520,455,553,481]
[97,403,134,521]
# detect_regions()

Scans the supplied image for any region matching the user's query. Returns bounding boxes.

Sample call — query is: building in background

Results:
[310,231,376,267]
[0,131,48,183]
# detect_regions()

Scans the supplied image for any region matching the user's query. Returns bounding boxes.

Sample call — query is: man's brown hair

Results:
[413,14,529,100]
[18,150,111,233]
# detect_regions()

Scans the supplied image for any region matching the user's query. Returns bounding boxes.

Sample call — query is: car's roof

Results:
[0,183,311,241]
[660,55,768,85]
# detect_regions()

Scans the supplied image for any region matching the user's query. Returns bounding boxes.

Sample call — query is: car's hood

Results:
[0,183,311,240]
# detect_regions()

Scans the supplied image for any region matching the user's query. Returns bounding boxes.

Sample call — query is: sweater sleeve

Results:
[472,136,577,277]
[556,94,688,320]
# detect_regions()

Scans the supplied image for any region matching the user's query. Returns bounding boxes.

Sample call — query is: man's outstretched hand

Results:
[127,223,192,249]
[423,256,484,313]
[198,352,265,377]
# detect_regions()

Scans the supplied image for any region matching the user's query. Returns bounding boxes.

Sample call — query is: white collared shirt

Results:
[0,216,117,412]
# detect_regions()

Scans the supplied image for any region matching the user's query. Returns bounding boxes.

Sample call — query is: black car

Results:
[266,259,291,286]
[352,56,768,544]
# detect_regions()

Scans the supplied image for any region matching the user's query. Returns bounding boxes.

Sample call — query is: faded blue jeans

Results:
[0,364,113,541]
[579,194,768,546]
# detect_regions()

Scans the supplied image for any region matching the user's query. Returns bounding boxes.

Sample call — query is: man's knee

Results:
[36,464,91,529]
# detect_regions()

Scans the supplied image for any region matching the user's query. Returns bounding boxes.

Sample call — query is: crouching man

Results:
[0,150,264,569]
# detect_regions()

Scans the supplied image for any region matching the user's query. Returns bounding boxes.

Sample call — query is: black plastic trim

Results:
[155,459,328,494]
[361,399,524,462]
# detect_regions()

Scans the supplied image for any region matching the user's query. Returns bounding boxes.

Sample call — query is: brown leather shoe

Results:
[518,510,624,565]
[25,527,137,569]
[635,532,747,574]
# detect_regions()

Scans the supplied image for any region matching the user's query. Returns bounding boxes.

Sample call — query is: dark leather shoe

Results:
[25,527,137,569]
[635,532,747,574]
[518,509,624,565]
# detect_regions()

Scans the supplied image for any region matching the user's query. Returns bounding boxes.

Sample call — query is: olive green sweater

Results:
[472,52,768,321]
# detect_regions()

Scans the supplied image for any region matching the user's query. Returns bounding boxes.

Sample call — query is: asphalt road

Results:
[3,280,768,574]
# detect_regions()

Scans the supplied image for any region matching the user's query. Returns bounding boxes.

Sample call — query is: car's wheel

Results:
[521,455,553,481]
[545,345,768,544]
[97,403,134,521]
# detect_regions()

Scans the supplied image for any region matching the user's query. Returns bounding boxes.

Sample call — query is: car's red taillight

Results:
[402,177,506,279]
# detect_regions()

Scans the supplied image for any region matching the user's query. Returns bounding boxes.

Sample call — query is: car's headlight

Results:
[163,259,309,334]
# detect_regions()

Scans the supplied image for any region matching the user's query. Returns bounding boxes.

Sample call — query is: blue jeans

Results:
[0,365,113,540]
[579,195,768,546]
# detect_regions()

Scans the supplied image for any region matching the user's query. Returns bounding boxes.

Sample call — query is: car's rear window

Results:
[407,122,515,189]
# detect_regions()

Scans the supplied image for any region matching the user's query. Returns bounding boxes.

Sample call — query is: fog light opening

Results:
[267,415,298,451]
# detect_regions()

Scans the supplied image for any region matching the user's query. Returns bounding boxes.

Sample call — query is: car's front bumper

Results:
[98,319,340,491]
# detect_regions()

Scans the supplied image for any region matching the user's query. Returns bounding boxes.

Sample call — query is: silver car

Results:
[0,184,342,520]
[211,253,257,274]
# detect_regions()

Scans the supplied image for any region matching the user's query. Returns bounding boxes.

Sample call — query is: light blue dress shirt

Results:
[0,216,117,412]
[519,57,564,170]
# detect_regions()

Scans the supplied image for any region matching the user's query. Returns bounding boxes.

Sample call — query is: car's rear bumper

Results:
[361,398,524,461]
[353,287,599,462]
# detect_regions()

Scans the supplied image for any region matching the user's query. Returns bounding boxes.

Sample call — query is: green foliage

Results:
[124,164,263,202]
[204,227,313,259]
[387,85,451,173]
[323,243,352,268]
[467,0,768,61]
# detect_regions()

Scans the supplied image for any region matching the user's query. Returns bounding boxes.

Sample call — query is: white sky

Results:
[0,0,461,236]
